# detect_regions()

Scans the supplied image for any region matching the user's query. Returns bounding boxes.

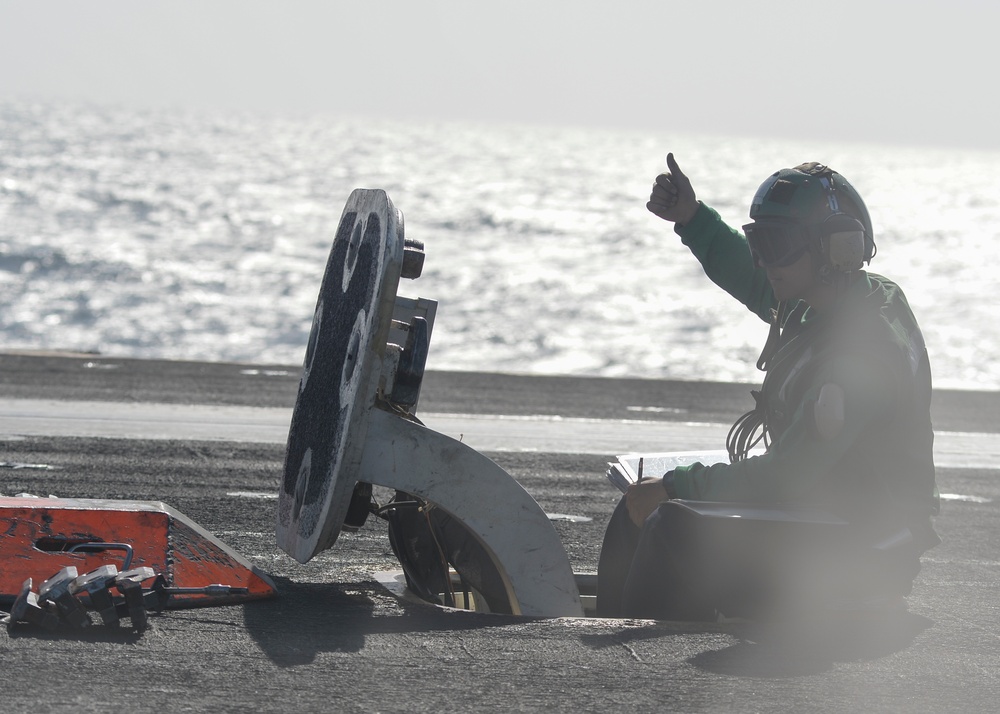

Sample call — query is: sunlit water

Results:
[2,98,998,390]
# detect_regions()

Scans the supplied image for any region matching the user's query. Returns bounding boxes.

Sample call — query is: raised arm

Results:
[647,153,776,322]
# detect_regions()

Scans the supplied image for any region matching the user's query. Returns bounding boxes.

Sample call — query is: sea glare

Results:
[1,99,998,391]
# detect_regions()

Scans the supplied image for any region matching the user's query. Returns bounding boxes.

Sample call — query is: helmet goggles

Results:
[742,220,812,268]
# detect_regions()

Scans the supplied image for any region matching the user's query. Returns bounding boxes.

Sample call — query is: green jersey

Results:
[671,204,938,543]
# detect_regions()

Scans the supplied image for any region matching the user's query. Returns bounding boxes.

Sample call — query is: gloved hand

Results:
[625,477,671,527]
[646,153,699,226]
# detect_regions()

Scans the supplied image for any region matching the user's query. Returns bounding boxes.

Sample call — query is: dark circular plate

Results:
[277,189,403,563]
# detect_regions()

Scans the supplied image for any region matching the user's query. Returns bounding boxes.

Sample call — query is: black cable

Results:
[726,390,770,462]
[756,301,788,372]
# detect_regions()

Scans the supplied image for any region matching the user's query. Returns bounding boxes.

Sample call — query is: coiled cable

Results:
[726,390,770,462]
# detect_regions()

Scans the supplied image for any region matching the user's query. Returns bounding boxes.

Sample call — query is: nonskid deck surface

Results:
[0,354,997,713]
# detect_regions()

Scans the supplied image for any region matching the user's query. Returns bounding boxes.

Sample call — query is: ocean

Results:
[1,98,998,391]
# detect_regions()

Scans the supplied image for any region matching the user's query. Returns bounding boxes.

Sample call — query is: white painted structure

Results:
[274,189,584,617]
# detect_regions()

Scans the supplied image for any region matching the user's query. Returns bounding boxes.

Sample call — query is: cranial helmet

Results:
[747,162,875,272]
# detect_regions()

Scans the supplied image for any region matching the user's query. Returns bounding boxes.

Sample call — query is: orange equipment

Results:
[0,496,276,608]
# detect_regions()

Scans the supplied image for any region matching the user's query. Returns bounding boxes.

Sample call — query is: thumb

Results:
[666,152,687,183]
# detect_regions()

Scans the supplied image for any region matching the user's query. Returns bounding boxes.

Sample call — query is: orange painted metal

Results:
[0,496,276,607]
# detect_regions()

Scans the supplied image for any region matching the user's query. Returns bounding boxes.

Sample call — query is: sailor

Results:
[596,155,940,620]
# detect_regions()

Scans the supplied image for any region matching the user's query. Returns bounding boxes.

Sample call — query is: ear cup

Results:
[820,213,867,272]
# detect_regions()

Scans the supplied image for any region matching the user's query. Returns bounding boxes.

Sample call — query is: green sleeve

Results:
[671,349,895,502]
[674,203,776,323]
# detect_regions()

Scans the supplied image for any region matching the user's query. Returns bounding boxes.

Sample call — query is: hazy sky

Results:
[1,0,997,149]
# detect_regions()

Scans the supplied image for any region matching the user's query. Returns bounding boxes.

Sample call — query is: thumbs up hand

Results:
[646,153,699,226]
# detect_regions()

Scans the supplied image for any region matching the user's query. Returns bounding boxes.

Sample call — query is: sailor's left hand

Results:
[625,478,670,527]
